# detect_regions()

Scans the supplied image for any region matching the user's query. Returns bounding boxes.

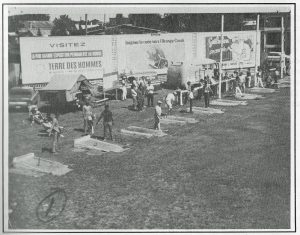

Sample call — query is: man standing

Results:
[165,92,177,116]
[96,104,114,141]
[82,100,93,135]
[203,80,213,108]
[121,80,127,101]
[49,113,61,154]
[154,100,162,131]
[131,85,137,111]
[188,88,194,113]
[146,81,154,106]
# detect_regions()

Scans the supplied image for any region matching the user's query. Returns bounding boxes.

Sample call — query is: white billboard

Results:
[20,35,114,85]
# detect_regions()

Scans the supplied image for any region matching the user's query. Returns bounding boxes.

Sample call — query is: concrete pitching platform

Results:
[192,106,224,114]
[121,126,167,138]
[11,153,72,177]
[249,87,277,93]
[210,99,248,106]
[235,93,265,100]
[159,115,198,125]
[164,115,199,123]
[74,135,128,153]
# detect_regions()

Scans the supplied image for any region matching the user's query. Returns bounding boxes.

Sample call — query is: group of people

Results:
[127,77,155,111]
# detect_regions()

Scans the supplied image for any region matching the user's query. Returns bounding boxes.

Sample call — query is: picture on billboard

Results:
[124,36,185,73]
[205,34,256,68]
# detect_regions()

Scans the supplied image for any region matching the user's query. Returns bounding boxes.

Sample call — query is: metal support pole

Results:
[218,14,224,99]
[254,14,260,87]
[281,16,285,78]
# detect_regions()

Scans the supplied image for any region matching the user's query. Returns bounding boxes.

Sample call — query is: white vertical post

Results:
[254,14,260,87]
[281,16,285,79]
[218,14,224,99]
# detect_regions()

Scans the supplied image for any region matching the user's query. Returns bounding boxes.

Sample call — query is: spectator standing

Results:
[146,81,155,106]
[256,67,265,88]
[49,113,61,154]
[82,100,93,135]
[234,71,243,96]
[189,88,194,113]
[137,84,144,111]
[154,101,162,131]
[96,104,114,141]
[121,80,127,101]
[203,80,213,108]
[239,72,246,93]
[131,85,137,111]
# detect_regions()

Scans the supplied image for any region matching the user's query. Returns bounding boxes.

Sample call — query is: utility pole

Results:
[254,14,260,87]
[218,14,224,99]
[85,14,88,36]
[281,16,285,79]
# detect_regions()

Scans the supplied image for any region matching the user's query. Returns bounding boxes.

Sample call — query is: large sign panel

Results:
[20,36,113,85]
[122,34,186,74]
[205,32,257,69]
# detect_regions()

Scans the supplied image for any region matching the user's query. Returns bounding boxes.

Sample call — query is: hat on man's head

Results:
[157,100,162,104]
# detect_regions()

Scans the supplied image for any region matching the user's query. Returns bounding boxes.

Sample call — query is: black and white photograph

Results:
[0,1,296,233]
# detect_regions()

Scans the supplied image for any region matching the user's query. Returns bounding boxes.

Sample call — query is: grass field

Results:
[8,84,291,230]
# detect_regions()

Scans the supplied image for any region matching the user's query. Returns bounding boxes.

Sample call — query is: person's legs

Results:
[107,122,113,140]
[150,94,154,106]
[103,122,107,139]
[52,132,58,153]
[154,119,158,130]
[147,95,150,106]
[204,93,208,108]
[207,94,210,107]
[190,99,193,112]
[84,118,88,134]
[258,77,264,88]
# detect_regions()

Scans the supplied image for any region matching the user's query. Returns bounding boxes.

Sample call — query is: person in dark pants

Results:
[48,113,61,154]
[203,80,213,108]
[146,81,154,106]
[96,104,114,141]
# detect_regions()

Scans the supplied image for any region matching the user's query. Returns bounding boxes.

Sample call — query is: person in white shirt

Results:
[146,81,155,106]
[154,100,162,131]
[188,88,194,113]
[165,92,177,115]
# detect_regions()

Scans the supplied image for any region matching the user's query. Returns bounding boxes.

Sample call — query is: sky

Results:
[7,4,292,22]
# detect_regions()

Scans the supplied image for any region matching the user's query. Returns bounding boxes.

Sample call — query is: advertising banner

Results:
[122,34,186,74]
[205,32,257,69]
[20,36,113,85]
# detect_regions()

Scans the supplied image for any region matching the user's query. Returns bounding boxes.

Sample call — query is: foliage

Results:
[51,15,76,36]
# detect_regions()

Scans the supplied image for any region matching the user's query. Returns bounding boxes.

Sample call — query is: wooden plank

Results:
[165,115,199,123]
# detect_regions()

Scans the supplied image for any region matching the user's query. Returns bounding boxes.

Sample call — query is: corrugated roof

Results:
[41,74,87,91]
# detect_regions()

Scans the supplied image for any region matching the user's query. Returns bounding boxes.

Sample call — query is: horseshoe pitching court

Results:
[74,135,128,153]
